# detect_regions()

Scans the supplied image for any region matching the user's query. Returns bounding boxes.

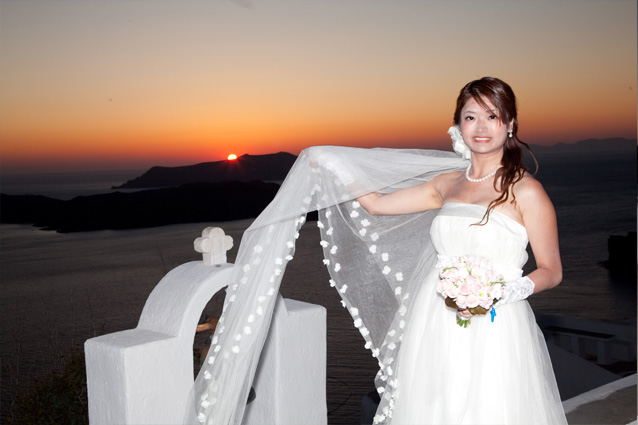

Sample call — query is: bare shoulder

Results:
[427,170,462,197]
[513,174,550,205]
[512,174,555,222]
[433,170,464,181]
[430,170,463,188]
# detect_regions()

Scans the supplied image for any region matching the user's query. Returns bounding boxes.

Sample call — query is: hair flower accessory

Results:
[448,126,471,160]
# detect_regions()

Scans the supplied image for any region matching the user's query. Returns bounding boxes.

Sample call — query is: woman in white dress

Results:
[357,77,567,424]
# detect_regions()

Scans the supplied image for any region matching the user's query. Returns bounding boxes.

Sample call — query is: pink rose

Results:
[465,294,480,309]
[479,297,494,310]
[445,282,459,299]
[471,281,483,294]
[458,283,473,296]
[455,295,467,309]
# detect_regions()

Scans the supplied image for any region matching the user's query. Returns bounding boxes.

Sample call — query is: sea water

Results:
[525,150,636,321]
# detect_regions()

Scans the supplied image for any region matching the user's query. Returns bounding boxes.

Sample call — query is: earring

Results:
[508,130,513,138]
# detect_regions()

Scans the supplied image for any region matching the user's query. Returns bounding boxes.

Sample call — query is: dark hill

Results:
[1,181,280,233]
[114,152,298,189]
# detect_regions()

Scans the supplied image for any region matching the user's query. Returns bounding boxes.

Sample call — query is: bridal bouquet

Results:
[436,255,505,328]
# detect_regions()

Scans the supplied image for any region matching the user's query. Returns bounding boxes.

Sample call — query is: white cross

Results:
[194,227,234,266]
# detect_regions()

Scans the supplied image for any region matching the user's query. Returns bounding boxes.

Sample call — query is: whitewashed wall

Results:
[85,227,327,425]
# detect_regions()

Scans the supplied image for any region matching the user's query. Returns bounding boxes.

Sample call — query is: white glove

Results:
[499,276,535,305]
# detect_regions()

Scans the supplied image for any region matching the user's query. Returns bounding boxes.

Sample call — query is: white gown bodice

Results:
[431,202,529,273]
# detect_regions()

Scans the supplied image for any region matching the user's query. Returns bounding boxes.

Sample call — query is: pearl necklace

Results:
[465,165,500,183]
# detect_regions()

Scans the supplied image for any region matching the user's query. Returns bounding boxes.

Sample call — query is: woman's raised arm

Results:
[357,177,444,216]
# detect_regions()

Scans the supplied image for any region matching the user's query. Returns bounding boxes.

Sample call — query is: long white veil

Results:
[186,146,467,424]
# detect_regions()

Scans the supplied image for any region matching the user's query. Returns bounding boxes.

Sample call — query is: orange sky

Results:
[0,1,636,174]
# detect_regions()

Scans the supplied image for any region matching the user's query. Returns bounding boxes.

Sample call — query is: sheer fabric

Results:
[185,146,467,424]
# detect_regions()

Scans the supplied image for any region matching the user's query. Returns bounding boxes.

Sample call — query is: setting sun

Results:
[227,154,238,161]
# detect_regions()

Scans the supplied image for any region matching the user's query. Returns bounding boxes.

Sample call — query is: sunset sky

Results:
[1,0,636,174]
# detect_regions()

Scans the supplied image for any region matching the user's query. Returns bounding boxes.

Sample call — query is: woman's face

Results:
[459,97,511,157]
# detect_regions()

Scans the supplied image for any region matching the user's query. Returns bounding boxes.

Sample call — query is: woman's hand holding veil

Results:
[308,147,356,186]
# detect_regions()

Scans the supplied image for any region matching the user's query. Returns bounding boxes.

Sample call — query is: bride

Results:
[356,77,567,424]
[188,77,567,425]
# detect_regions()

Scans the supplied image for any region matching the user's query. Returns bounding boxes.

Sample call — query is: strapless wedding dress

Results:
[391,203,567,424]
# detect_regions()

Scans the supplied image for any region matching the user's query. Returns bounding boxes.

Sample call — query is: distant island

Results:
[1,181,280,233]
[529,137,634,154]
[113,152,298,189]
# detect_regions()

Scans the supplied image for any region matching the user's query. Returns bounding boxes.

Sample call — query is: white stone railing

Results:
[84,227,327,425]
